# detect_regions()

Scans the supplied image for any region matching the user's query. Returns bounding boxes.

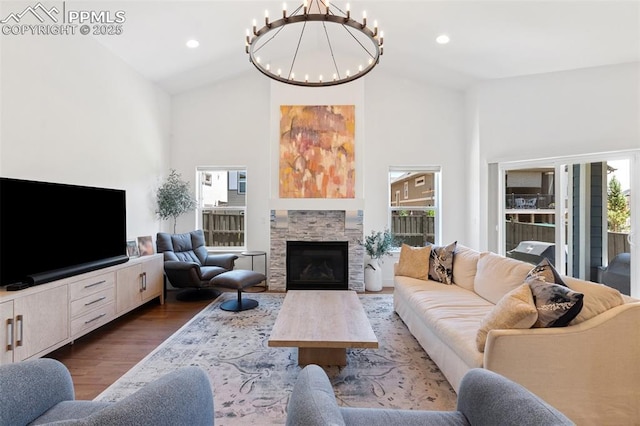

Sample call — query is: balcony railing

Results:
[202,209,245,247]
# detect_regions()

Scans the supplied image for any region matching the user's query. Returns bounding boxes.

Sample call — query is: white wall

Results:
[468,63,640,249]
[170,71,271,270]
[171,68,468,280]
[0,34,171,242]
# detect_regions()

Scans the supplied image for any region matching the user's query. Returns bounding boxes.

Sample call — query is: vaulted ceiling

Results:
[83,1,640,94]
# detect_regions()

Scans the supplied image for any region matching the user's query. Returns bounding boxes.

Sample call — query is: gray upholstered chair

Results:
[156,229,238,300]
[0,358,214,426]
[286,365,575,426]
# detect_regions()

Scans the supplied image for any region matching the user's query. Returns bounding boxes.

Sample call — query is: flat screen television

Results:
[0,177,129,287]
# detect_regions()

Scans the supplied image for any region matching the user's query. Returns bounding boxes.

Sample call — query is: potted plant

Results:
[156,169,197,233]
[360,229,396,291]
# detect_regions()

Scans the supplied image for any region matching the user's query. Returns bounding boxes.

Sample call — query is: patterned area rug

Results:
[96,293,457,425]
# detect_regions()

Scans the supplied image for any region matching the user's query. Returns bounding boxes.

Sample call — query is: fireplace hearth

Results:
[286,241,348,290]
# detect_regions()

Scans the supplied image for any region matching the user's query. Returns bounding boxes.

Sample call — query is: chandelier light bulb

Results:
[362,10,367,27]
[277,68,282,76]
[256,56,261,64]
[266,63,271,71]
[326,0,330,14]
[303,0,308,14]
[346,69,350,77]
[290,72,295,80]
[245,28,250,44]
[319,74,323,82]
[358,64,363,72]
[305,74,309,82]
[368,57,373,65]
[346,3,350,18]
[252,19,257,34]
[265,9,269,25]
[282,3,287,18]
[333,73,337,81]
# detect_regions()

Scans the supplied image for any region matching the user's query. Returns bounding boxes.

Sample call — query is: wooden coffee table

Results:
[268,290,378,366]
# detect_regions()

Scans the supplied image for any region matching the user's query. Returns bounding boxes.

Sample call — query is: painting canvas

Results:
[280,105,355,198]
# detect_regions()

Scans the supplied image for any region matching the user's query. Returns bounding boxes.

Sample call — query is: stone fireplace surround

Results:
[269,210,364,292]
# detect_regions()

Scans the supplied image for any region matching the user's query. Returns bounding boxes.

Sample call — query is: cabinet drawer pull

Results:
[84,280,106,289]
[84,296,107,306]
[6,318,13,351]
[16,315,23,347]
[84,313,106,324]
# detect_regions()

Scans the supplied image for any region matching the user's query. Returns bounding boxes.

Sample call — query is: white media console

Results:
[0,254,163,365]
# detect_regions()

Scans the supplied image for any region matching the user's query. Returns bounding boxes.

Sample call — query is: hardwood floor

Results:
[46,289,211,400]
[47,287,394,400]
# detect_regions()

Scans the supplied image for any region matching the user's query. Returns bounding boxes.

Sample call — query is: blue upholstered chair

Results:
[286,365,575,426]
[0,358,214,426]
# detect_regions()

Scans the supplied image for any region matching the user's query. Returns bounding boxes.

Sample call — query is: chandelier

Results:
[245,1,384,87]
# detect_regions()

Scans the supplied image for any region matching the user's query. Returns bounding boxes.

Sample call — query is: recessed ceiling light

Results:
[436,34,450,45]
[186,39,200,48]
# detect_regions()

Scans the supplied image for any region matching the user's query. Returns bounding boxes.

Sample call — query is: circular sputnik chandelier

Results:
[245,1,384,87]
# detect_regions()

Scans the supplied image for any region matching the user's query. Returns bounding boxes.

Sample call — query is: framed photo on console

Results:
[137,236,154,256]
[126,240,139,258]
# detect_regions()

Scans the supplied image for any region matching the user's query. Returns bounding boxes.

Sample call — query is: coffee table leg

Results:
[298,348,347,366]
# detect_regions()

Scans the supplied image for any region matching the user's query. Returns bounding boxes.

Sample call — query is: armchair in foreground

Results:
[286,365,575,426]
[0,358,213,426]
[156,229,238,301]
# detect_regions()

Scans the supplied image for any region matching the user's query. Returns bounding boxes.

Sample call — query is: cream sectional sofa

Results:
[393,244,640,425]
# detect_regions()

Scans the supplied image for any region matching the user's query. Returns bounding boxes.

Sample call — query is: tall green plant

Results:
[607,175,630,232]
[156,169,197,233]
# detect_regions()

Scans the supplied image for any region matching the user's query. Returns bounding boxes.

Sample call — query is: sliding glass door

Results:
[498,151,637,297]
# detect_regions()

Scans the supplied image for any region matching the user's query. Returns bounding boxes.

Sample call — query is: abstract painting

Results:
[280,105,355,198]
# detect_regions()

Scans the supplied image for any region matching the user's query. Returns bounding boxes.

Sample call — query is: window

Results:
[196,167,247,248]
[389,167,441,247]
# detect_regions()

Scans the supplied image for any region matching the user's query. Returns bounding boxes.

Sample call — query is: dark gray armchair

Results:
[156,230,238,300]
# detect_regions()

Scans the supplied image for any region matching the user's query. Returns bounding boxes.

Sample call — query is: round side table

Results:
[241,250,267,292]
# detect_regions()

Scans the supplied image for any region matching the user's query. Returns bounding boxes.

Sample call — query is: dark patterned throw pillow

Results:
[526,276,584,327]
[526,258,565,285]
[428,241,457,284]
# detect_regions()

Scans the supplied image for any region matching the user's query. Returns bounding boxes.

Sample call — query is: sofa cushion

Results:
[474,252,533,304]
[526,258,565,285]
[476,284,538,352]
[396,244,431,280]
[394,277,493,368]
[428,241,457,284]
[527,277,584,327]
[563,276,625,324]
[452,244,480,291]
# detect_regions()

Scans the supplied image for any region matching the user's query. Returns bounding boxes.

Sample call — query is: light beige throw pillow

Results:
[396,244,431,280]
[476,283,538,352]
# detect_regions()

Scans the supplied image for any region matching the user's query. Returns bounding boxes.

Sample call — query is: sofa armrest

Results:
[286,364,346,426]
[484,302,640,424]
[0,358,75,426]
[86,367,214,426]
[457,368,574,425]
[204,254,238,270]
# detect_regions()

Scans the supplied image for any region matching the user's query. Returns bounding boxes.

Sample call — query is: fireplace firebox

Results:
[286,241,348,290]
